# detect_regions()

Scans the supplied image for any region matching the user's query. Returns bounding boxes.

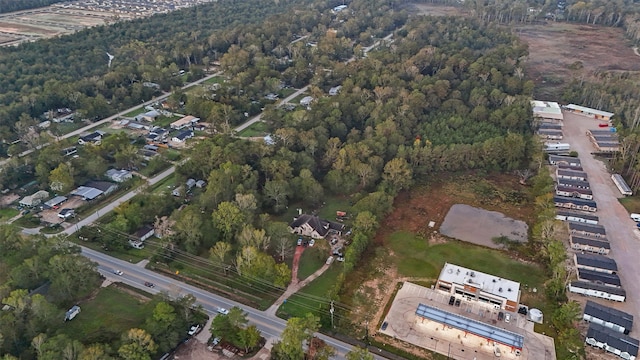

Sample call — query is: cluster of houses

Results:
[551,155,597,212]
[587,129,620,153]
[120,113,201,144]
[532,100,564,141]
[171,178,206,197]
[547,154,638,359]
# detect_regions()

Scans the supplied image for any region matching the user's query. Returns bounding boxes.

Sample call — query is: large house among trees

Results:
[289,214,345,239]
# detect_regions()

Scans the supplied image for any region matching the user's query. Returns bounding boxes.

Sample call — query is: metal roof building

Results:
[415,304,525,350]
[578,269,621,287]
[569,281,626,302]
[586,323,638,360]
[575,253,618,274]
[584,301,633,334]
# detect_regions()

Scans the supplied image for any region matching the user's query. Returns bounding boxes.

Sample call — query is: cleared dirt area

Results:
[406,3,468,17]
[440,204,528,248]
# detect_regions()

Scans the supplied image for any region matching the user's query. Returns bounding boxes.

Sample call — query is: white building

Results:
[105,169,133,183]
[435,263,521,311]
[531,100,563,121]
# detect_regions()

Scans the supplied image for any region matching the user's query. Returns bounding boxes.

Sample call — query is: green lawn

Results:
[290,93,309,104]
[297,246,327,280]
[619,196,640,214]
[153,115,182,128]
[277,264,343,319]
[151,174,176,195]
[13,214,41,228]
[0,207,19,221]
[316,197,351,221]
[53,122,85,136]
[202,76,224,85]
[70,236,153,263]
[386,231,545,288]
[237,121,268,137]
[57,285,156,345]
[277,88,296,99]
[123,108,147,118]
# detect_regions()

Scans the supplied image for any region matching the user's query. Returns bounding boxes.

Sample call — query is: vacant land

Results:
[407,3,469,17]
[440,204,528,247]
[57,285,155,345]
[276,264,343,320]
[237,121,268,137]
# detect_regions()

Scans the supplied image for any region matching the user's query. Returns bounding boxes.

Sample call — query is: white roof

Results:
[71,186,103,200]
[566,104,614,117]
[170,115,200,128]
[438,263,521,303]
[300,96,314,105]
[531,100,563,120]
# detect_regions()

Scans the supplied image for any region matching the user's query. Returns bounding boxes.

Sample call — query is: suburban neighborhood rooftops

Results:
[578,269,621,287]
[170,115,200,129]
[85,181,117,193]
[570,236,610,249]
[437,263,520,303]
[566,104,614,118]
[173,130,194,141]
[71,186,102,200]
[584,301,634,331]
[586,323,638,357]
[549,155,581,165]
[570,281,626,296]
[568,222,606,235]
[556,210,599,221]
[575,253,618,272]
[289,214,345,238]
[415,303,524,349]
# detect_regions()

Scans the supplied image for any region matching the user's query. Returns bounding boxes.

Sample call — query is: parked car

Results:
[188,324,200,336]
[330,238,338,245]
[144,282,154,287]
[498,311,504,321]
[113,270,123,276]
[297,237,303,246]
[336,257,345,262]
[598,123,609,128]
[449,296,455,306]
[212,337,221,346]
[381,321,388,331]
[217,307,229,315]
[309,239,315,247]
[454,299,461,307]
[505,313,511,323]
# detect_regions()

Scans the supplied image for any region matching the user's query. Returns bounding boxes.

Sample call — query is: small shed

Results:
[134,225,155,241]
[65,306,81,321]
[44,196,67,209]
[195,180,206,188]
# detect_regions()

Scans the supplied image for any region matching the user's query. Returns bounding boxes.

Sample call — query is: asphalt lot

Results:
[561,111,640,333]
[379,282,555,360]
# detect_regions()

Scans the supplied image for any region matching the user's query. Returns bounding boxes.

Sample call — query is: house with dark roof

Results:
[555,210,598,225]
[569,222,606,238]
[557,168,588,181]
[577,269,621,287]
[172,130,194,143]
[584,301,633,335]
[133,225,155,242]
[554,196,597,212]
[557,178,590,190]
[569,281,626,302]
[570,235,610,254]
[557,163,583,172]
[549,155,581,167]
[85,181,118,196]
[44,196,67,209]
[78,131,105,145]
[556,185,593,200]
[586,323,638,360]
[289,214,345,239]
[575,253,618,274]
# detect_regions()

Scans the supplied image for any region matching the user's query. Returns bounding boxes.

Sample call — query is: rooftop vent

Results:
[498,288,503,292]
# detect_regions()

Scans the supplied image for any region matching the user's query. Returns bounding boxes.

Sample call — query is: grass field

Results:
[202,76,224,85]
[57,285,156,344]
[72,236,153,263]
[619,196,640,214]
[0,207,18,221]
[53,122,85,136]
[237,121,268,137]
[386,231,545,287]
[278,88,297,99]
[277,264,342,319]
[297,247,327,280]
[123,108,147,118]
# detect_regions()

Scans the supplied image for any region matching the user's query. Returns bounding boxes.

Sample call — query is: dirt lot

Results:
[440,204,529,248]
[39,196,85,224]
[406,3,468,17]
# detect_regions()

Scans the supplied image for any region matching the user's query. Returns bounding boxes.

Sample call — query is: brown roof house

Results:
[289,214,345,239]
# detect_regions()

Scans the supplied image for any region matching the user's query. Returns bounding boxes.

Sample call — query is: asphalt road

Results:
[561,111,640,333]
[87,247,377,358]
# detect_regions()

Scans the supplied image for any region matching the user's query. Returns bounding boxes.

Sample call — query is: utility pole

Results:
[330,301,335,329]
[365,320,369,345]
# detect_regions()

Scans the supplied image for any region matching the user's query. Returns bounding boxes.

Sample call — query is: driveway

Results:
[561,110,640,332]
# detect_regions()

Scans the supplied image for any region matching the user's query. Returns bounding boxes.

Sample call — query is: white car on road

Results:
[113,270,123,276]
[217,307,229,315]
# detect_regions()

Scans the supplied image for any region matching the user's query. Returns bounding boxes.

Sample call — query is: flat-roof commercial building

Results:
[583,301,634,335]
[565,104,614,121]
[436,263,521,311]
[532,100,564,121]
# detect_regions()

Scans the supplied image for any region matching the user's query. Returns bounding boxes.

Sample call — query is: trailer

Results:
[611,174,632,196]
[544,142,571,153]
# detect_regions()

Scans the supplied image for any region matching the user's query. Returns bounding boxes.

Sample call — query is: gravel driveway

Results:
[562,110,640,333]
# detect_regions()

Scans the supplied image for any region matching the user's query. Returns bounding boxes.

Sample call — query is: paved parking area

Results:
[379,282,555,360]
[561,111,640,333]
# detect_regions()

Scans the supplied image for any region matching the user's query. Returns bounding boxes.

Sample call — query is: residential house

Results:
[105,169,133,183]
[186,178,196,189]
[289,214,345,239]
[549,155,581,167]
[557,163,584,172]
[570,235,610,255]
[78,131,105,145]
[195,180,206,188]
[170,115,200,130]
[554,196,597,212]
[85,181,118,196]
[569,281,626,302]
[575,253,618,274]
[565,104,614,121]
[577,269,621,287]
[568,222,606,238]
[300,96,314,107]
[19,190,49,207]
[537,129,563,140]
[329,86,342,96]
[172,130,194,143]
[172,186,184,197]
[58,208,75,219]
[556,169,588,181]
[583,301,633,335]
[585,324,638,360]
[557,178,590,190]
[135,110,160,122]
[555,210,599,225]
[555,185,593,200]
[44,196,67,209]
[133,225,155,241]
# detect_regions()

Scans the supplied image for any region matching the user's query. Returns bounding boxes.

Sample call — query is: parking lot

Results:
[379,282,555,360]
[561,111,640,333]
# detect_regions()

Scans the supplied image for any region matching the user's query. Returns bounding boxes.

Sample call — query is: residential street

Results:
[561,111,640,333]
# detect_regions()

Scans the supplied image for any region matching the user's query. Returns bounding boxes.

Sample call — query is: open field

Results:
[237,121,268,137]
[56,284,156,345]
[619,196,640,214]
[297,246,328,280]
[276,264,343,320]
[407,3,469,17]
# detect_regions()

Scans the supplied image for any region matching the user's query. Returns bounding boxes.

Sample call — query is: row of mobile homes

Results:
[554,196,597,212]
[569,281,626,302]
[557,168,588,181]
[557,178,590,190]
[577,269,621,287]
[574,253,617,274]
[612,174,633,196]
[556,185,593,200]
[570,235,610,255]
[549,155,581,167]
[568,222,606,238]
[583,301,633,335]
[555,210,598,225]
[585,324,638,360]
